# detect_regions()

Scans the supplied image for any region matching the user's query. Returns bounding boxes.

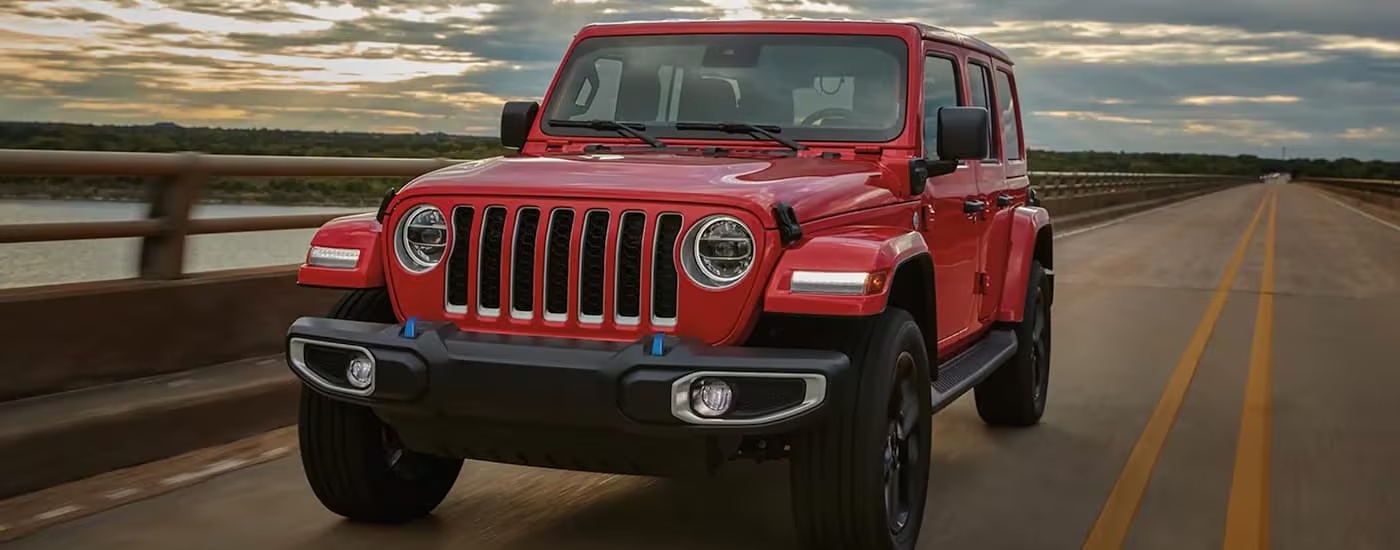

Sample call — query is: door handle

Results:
[997,194,1014,207]
[963,199,986,214]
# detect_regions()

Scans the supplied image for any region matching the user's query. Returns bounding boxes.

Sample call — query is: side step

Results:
[930,329,1018,414]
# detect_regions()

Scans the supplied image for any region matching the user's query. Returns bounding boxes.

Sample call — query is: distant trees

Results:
[1026,149,1398,180]
[0,121,1394,206]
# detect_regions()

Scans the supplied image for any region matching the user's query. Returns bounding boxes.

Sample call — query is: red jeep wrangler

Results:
[288,18,1052,550]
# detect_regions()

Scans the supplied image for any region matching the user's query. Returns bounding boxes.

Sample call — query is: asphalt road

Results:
[5,183,1398,549]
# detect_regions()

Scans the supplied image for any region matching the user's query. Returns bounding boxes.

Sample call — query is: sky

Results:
[0,0,1396,161]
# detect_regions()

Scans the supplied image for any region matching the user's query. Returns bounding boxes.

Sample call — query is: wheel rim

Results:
[1029,288,1049,406]
[884,351,923,534]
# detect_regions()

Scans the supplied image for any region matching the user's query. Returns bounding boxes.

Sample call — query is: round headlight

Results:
[395,204,448,273]
[681,215,755,288]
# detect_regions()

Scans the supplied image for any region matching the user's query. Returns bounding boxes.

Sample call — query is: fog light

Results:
[346,356,374,389]
[690,378,733,417]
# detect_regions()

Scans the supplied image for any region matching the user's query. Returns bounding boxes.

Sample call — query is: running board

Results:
[930,329,1018,414]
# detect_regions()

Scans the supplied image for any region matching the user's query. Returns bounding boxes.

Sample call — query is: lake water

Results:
[0,200,369,289]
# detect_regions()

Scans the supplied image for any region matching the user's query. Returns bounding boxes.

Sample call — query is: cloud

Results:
[1176,95,1302,105]
[0,0,1396,160]
[1338,127,1391,140]
[1035,111,1154,125]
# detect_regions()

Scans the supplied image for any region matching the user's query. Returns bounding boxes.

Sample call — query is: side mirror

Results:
[936,106,991,161]
[500,101,540,149]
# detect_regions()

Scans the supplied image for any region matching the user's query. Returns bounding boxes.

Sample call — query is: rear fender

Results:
[995,205,1053,323]
[296,212,387,289]
[763,227,928,317]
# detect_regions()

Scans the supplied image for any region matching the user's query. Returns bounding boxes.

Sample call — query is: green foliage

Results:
[0,121,1395,206]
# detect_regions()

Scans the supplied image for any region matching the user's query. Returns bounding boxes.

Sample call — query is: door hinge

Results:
[975,272,990,294]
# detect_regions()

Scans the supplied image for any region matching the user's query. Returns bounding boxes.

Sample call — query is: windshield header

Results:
[539,33,910,145]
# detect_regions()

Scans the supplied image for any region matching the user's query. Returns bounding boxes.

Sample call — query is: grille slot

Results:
[651,213,682,325]
[544,208,575,321]
[445,206,475,312]
[477,206,507,316]
[614,211,646,324]
[510,207,542,318]
[579,210,610,322]
[443,203,693,331]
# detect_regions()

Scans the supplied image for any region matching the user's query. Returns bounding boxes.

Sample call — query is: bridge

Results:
[0,148,1396,549]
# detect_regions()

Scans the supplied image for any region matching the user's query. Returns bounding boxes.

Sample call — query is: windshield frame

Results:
[537,32,911,145]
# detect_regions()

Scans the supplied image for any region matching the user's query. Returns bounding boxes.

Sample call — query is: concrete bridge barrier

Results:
[1301,176,1400,222]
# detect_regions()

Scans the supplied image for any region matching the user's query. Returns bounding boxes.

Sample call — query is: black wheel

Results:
[297,289,463,523]
[973,259,1051,426]
[790,307,933,550]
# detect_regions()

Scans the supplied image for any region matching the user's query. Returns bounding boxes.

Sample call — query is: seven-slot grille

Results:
[443,205,684,328]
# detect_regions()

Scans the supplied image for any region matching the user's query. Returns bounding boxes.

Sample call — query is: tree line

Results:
[1,121,1394,206]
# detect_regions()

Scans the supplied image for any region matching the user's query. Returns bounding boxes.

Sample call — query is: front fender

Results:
[995,205,1053,323]
[763,226,928,316]
[296,212,387,289]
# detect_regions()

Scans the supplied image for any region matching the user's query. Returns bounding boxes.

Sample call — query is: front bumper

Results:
[285,316,852,436]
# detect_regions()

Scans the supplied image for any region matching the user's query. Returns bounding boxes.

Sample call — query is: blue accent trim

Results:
[403,317,418,338]
[649,333,665,356]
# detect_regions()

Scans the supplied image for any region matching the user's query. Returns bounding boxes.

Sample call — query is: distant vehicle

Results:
[285,18,1053,550]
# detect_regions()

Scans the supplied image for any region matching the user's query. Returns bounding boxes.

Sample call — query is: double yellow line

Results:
[1082,186,1279,549]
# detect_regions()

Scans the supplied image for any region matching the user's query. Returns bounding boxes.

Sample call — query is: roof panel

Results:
[576,17,1013,64]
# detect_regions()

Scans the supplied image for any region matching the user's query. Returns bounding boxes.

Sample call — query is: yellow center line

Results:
[1222,188,1278,549]
[1082,186,1274,550]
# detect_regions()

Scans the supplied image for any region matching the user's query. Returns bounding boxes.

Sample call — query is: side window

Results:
[968,63,997,161]
[921,55,959,159]
[994,70,1022,161]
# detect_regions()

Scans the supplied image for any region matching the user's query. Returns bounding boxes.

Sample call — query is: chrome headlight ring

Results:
[394,204,449,273]
[680,214,755,289]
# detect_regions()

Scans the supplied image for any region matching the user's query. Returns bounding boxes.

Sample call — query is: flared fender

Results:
[296,212,387,289]
[995,205,1054,323]
[763,227,930,317]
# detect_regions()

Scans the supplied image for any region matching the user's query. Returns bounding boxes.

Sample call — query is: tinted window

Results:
[994,70,1021,160]
[541,34,909,143]
[968,63,997,161]
[921,55,959,158]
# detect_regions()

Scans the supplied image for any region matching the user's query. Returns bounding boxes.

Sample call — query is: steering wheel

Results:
[800,107,857,126]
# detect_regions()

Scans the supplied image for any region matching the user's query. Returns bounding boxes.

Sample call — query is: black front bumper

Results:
[285,317,852,437]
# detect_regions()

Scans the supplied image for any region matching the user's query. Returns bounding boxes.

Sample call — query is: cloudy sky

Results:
[1,0,1396,160]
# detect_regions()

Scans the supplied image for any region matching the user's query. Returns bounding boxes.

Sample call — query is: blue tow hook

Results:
[402,316,418,338]
[648,332,666,356]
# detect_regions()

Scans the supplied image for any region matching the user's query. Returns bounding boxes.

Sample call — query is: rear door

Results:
[963,53,1006,325]
[977,62,1028,321]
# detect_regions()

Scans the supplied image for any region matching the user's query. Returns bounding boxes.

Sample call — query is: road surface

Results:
[4,182,1398,549]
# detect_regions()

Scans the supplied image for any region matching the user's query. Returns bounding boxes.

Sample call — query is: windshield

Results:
[540,33,909,144]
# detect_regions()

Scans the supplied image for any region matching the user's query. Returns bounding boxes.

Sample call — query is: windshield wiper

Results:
[547,119,666,148]
[673,121,807,151]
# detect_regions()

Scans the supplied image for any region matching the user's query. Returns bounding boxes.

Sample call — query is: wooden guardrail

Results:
[0,148,1251,280]
[0,149,462,279]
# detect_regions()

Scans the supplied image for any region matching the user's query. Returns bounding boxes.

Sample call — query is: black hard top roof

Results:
[581,17,1014,64]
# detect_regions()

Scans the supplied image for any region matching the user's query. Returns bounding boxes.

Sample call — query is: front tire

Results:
[973,259,1051,426]
[297,289,463,523]
[790,307,933,550]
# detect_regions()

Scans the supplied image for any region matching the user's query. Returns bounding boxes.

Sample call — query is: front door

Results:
[919,50,983,345]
